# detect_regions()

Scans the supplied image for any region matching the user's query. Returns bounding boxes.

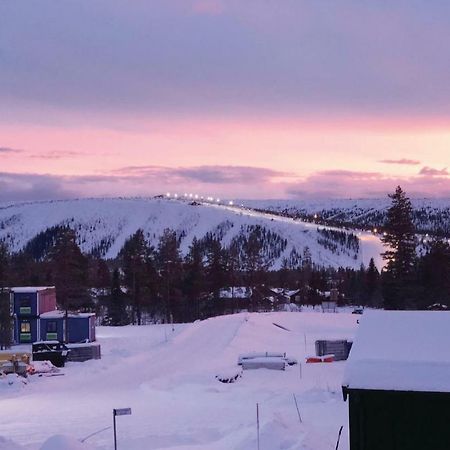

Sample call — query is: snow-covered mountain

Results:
[0,197,387,269]
[240,198,450,237]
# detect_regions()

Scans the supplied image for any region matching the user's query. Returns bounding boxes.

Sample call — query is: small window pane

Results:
[47,321,57,333]
[20,322,31,333]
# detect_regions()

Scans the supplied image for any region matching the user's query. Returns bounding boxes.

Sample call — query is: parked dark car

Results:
[32,341,70,367]
[352,308,364,315]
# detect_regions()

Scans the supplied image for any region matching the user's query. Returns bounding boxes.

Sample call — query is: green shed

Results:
[342,311,450,450]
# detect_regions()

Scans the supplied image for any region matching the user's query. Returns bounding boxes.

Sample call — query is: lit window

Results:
[20,322,31,333]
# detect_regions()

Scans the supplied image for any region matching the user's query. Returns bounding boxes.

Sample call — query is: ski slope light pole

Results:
[113,408,132,450]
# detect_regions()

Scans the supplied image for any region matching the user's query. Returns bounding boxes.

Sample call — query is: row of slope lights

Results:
[166,192,235,206]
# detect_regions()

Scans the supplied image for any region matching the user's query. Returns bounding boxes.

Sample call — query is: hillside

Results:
[241,198,450,237]
[0,197,385,269]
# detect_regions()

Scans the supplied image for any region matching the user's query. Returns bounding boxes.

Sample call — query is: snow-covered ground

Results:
[0,312,359,450]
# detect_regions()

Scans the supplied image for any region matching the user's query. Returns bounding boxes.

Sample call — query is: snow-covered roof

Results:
[285,289,300,297]
[10,286,55,293]
[218,287,252,299]
[40,310,95,319]
[270,288,285,295]
[343,310,450,393]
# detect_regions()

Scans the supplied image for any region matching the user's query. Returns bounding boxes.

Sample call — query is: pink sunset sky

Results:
[0,1,449,201]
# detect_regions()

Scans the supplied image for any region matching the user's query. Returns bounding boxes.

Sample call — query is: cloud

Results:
[113,165,293,184]
[1,164,449,203]
[192,0,224,15]
[419,166,449,177]
[30,151,84,159]
[0,146,22,153]
[379,158,421,165]
[286,169,450,199]
[0,165,294,202]
[0,172,75,202]
[1,1,450,120]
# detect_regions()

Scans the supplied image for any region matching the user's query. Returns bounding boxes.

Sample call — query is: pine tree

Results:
[183,238,205,320]
[206,239,225,300]
[416,239,450,309]
[381,186,417,309]
[48,228,91,342]
[120,229,152,325]
[365,258,382,307]
[48,227,91,311]
[106,268,129,325]
[0,243,12,349]
[157,229,183,322]
[242,227,267,286]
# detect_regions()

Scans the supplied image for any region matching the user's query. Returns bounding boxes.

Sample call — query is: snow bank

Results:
[0,374,27,392]
[0,436,25,450]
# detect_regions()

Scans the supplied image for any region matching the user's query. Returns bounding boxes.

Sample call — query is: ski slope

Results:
[0,197,385,269]
[0,311,359,450]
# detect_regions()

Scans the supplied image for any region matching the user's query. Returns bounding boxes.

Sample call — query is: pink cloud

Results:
[379,158,421,165]
[419,166,449,177]
[287,170,450,199]
[192,0,224,15]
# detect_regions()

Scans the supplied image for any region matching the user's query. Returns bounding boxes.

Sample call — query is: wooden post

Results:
[113,411,117,450]
[256,403,260,450]
[335,425,343,450]
[293,394,302,423]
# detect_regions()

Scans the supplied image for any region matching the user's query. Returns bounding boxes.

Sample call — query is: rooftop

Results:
[343,310,450,393]
[40,310,95,319]
[10,286,55,293]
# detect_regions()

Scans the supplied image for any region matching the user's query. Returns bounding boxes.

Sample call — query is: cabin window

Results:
[46,321,57,333]
[20,298,31,307]
[20,322,31,333]
[19,297,32,314]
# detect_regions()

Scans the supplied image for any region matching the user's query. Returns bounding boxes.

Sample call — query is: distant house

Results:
[284,289,301,304]
[210,287,253,315]
[211,286,302,314]
[251,286,280,312]
[343,311,450,450]
[40,311,96,343]
[9,286,96,344]
[11,287,56,343]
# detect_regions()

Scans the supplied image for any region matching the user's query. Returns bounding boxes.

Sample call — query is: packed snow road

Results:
[0,312,359,450]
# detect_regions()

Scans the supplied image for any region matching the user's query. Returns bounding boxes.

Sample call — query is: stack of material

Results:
[315,340,353,361]
[67,343,101,362]
[238,352,288,371]
[241,357,286,371]
[306,355,335,363]
[238,351,286,365]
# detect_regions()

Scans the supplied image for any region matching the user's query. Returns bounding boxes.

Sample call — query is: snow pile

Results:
[40,435,94,450]
[30,360,59,374]
[0,373,27,392]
